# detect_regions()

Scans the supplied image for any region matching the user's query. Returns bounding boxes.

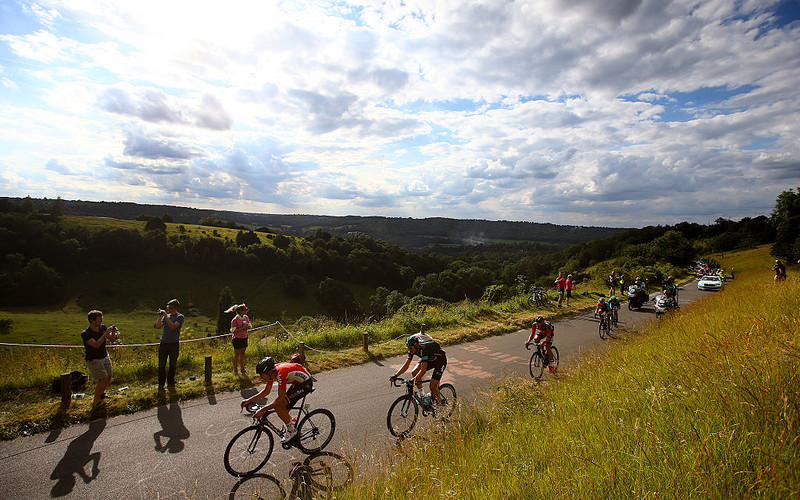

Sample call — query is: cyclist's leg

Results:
[429,360,446,404]
[543,334,554,363]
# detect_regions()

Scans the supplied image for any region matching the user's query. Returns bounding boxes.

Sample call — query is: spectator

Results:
[227,304,251,376]
[554,272,566,308]
[565,274,575,306]
[81,310,118,408]
[619,274,626,295]
[773,260,787,283]
[154,299,184,391]
[608,270,619,297]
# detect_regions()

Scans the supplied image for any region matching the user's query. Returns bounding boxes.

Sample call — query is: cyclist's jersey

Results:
[273,363,312,392]
[773,263,786,276]
[555,276,566,289]
[596,301,610,313]
[409,340,446,365]
[608,298,620,308]
[663,284,678,298]
[532,321,555,337]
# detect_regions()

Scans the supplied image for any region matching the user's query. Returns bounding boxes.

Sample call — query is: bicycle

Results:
[610,306,619,327]
[223,390,336,477]
[528,286,552,308]
[596,311,611,339]
[387,378,457,437]
[526,342,559,380]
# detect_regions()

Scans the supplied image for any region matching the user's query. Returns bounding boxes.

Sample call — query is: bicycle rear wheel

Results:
[598,319,607,339]
[435,383,457,421]
[387,395,418,437]
[224,425,274,477]
[295,408,336,454]
[529,351,545,379]
[550,346,560,372]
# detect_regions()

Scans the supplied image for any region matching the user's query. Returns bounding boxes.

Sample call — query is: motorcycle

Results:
[653,294,679,317]
[627,285,649,310]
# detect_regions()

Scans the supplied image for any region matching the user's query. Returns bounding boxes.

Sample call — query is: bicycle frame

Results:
[392,378,436,410]
[247,392,313,436]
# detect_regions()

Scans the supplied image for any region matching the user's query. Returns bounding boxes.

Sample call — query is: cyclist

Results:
[524,316,556,372]
[594,297,611,330]
[663,276,678,300]
[241,356,313,443]
[608,271,619,297]
[773,260,787,283]
[390,335,447,405]
[607,295,620,325]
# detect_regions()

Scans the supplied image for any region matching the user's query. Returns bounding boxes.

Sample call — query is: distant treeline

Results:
[1,191,795,320]
[0,197,624,250]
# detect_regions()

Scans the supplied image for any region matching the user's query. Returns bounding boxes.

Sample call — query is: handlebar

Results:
[390,377,432,387]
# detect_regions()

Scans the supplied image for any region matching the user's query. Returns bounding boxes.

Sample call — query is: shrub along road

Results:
[0,281,709,499]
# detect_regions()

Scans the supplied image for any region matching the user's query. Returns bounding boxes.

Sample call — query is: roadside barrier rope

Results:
[0,320,418,353]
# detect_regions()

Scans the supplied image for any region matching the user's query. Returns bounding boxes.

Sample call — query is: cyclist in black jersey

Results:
[390,335,448,405]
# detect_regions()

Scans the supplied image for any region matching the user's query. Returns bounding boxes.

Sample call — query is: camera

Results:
[158,309,165,315]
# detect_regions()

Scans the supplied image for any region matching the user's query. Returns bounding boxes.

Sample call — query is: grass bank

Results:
[339,246,800,498]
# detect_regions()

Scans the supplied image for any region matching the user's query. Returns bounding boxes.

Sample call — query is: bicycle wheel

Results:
[435,383,457,421]
[224,425,274,477]
[295,408,336,454]
[529,351,545,379]
[598,319,606,339]
[387,395,419,437]
[550,346,560,372]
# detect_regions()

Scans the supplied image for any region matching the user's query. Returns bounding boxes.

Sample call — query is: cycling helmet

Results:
[289,353,303,364]
[405,335,420,349]
[668,276,675,283]
[534,316,545,324]
[256,356,276,374]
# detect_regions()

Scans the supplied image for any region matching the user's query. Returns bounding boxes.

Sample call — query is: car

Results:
[697,275,723,291]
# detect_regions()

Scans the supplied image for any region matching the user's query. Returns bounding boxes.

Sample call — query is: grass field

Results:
[335,246,800,498]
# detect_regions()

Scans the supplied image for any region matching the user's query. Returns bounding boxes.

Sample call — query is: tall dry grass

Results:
[340,247,800,498]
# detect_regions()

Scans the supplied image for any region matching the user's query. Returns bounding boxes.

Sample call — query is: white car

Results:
[697,275,723,291]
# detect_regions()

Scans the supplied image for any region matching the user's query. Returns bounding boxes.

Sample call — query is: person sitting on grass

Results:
[81,310,118,409]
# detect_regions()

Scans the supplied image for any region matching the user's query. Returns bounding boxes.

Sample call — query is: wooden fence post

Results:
[362,332,369,352]
[299,342,306,364]
[60,373,71,407]
[204,355,212,385]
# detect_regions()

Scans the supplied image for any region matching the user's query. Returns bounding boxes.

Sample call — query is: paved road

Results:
[0,281,709,499]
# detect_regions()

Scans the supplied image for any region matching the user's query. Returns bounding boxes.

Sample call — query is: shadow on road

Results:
[153,403,190,453]
[50,418,106,497]
[228,451,354,499]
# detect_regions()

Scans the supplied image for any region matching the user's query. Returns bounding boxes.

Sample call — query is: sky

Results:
[0,0,799,227]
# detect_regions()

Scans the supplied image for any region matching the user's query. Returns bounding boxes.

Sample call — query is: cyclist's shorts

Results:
[285,379,314,407]
[427,357,447,381]
[557,288,564,295]
[534,332,553,345]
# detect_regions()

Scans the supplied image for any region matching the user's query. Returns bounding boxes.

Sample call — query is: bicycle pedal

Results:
[282,442,292,450]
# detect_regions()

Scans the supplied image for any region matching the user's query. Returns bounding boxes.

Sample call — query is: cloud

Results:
[121,129,196,160]
[97,87,232,130]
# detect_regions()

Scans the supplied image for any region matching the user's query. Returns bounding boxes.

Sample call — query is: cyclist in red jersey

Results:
[525,316,556,372]
[594,297,611,330]
[241,357,313,443]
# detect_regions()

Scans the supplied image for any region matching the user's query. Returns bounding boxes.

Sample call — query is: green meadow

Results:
[337,246,799,498]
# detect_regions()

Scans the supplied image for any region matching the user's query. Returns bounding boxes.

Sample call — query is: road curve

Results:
[0,281,710,499]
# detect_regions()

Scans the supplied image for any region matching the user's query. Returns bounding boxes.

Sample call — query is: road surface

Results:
[0,281,709,499]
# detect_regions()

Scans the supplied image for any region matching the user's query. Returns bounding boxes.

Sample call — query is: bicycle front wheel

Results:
[436,383,457,421]
[295,408,336,454]
[529,351,545,379]
[598,320,606,339]
[387,395,418,437]
[224,425,274,477]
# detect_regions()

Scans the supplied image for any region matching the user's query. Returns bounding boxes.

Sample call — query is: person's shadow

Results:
[50,418,106,497]
[153,403,190,453]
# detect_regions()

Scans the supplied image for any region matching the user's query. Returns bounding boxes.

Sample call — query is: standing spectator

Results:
[565,274,575,306]
[608,271,619,297]
[227,304,251,376]
[619,274,626,295]
[554,272,566,308]
[154,299,184,391]
[81,310,118,408]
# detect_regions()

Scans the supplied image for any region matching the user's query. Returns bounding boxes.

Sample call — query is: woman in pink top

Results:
[565,274,575,306]
[554,272,566,307]
[228,304,251,375]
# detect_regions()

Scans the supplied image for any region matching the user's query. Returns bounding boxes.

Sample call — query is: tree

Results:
[216,286,234,335]
[144,217,167,232]
[235,230,261,248]
[315,278,361,318]
[770,188,800,260]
